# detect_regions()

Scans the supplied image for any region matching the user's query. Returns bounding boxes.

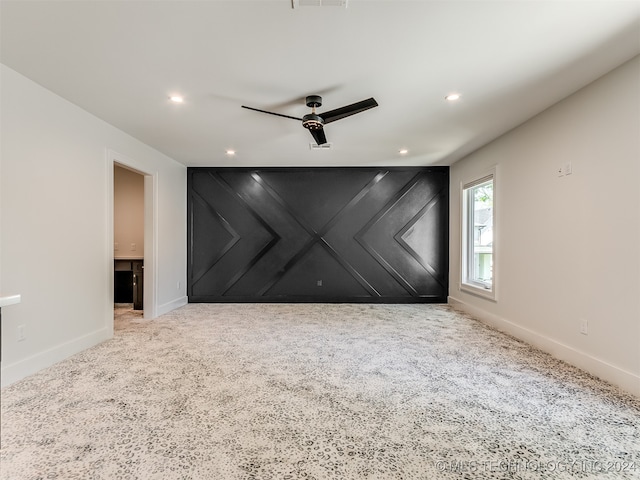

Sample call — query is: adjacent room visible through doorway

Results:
[113,163,145,317]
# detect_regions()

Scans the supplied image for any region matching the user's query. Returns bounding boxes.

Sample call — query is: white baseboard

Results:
[157,296,188,317]
[1,327,112,388]
[448,296,640,397]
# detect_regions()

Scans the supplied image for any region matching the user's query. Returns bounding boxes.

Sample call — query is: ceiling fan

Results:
[242,95,378,145]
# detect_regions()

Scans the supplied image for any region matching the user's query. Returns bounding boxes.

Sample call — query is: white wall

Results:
[0,64,187,386]
[449,56,640,395]
[114,165,144,259]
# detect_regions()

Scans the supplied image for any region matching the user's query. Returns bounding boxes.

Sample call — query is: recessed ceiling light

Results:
[445,93,461,101]
[399,149,409,155]
[225,149,236,156]
[169,95,184,103]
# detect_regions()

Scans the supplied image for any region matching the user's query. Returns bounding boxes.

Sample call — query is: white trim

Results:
[157,296,188,317]
[0,294,21,308]
[448,296,640,397]
[1,327,111,387]
[144,173,159,319]
[105,156,116,337]
[106,149,159,320]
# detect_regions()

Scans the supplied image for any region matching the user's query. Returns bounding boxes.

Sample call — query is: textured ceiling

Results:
[1,1,639,167]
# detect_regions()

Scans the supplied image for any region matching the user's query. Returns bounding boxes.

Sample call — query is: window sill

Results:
[460,283,496,302]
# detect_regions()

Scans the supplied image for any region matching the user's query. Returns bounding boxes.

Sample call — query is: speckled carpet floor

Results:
[1,303,639,479]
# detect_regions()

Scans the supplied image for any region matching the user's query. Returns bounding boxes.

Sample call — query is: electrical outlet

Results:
[177,280,181,290]
[17,325,26,342]
[580,319,589,335]
[130,243,136,251]
[317,280,323,287]
[114,242,119,251]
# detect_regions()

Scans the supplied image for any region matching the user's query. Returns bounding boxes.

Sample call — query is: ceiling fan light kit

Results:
[242,95,378,146]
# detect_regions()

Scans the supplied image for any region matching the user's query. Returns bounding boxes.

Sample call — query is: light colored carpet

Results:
[1,303,639,479]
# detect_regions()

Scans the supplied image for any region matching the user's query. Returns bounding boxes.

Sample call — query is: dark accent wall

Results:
[188,167,449,303]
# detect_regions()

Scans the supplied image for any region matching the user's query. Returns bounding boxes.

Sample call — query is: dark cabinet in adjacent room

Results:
[114,259,143,310]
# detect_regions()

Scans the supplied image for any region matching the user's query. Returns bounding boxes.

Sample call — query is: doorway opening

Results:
[107,149,157,336]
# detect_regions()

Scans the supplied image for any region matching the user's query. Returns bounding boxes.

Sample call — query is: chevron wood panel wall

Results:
[188,167,449,303]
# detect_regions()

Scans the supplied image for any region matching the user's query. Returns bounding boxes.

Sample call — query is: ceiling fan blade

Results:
[320,97,378,124]
[241,105,303,121]
[309,128,327,145]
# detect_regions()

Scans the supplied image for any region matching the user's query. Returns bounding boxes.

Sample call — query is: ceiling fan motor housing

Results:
[302,113,324,130]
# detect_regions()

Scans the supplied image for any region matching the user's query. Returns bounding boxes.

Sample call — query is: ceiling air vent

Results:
[292,0,348,8]
[310,142,333,150]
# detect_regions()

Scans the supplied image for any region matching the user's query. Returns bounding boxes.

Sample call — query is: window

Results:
[462,170,495,300]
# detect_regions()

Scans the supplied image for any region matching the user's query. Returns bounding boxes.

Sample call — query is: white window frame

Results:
[460,167,497,301]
